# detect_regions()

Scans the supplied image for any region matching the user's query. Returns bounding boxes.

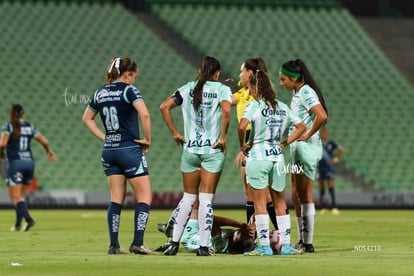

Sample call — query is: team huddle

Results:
[1,55,328,257]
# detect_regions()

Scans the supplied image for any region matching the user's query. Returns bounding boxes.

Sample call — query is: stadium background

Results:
[0,0,413,209]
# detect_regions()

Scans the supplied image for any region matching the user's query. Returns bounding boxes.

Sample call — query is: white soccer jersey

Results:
[177,81,232,154]
[242,100,301,161]
[289,84,321,144]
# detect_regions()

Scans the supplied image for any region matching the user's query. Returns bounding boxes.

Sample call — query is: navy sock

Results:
[319,189,325,208]
[15,205,23,226]
[246,201,255,223]
[328,187,336,208]
[107,202,122,247]
[133,202,150,246]
[266,202,278,230]
[16,201,32,222]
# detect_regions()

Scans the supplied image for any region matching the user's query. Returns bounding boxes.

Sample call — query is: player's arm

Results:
[212,100,231,154]
[281,121,306,149]
[238,118,251,155]
[82,107,105,141]
[300,104,327,141]
[159,94,185,147]
[0,132,9,160]
[332,145,345,164]
[34,133,57,161]
[133,100,151,152]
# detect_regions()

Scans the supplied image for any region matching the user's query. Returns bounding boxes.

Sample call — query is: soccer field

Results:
[0,209,413,275]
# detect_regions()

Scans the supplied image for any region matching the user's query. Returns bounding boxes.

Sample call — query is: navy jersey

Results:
[88,81,143,150]
[318,140,338,173]
[1,120,38,161]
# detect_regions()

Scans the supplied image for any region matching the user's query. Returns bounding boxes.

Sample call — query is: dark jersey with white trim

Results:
[88,81,143,150]
[1,120,37,160]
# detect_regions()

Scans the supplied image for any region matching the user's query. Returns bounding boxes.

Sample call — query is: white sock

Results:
[172,193,197,243]
[198,192,214,247]
[296,217,304,242]
[255,214,270,246]
[276,214,291,245]
[301,203,315,245]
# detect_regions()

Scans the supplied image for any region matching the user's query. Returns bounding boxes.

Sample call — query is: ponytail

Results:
[250,70,277,110]
[192,56,221,110]
[10,104,24,140]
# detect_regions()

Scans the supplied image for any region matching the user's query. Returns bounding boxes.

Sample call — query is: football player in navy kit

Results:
[83,57,153,255]
[1,104,57,231]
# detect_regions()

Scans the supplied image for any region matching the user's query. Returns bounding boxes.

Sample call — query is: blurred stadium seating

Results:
[0,0,412,193]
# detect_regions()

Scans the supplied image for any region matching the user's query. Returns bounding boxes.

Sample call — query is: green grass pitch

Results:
[0,209,413,275]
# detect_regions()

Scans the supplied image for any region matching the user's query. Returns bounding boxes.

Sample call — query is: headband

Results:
[108,57,121,74]
[279,67,301,78]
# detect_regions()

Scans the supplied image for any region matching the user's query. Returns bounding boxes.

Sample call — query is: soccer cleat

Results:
[244,245,273,257]
[281,244,304,255]
[155,241,173,252]
[10,225,22,232]
[157,223,173,238]
[23,220,36,231]
[332,208,340,215]
[107,245,128,255]
[196,246,215,256]
[163,241,179,256]
[129,243,154,255]
[295,240,304,250]
[303,243,315,253]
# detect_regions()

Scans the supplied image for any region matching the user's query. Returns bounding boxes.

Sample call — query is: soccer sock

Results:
[276,214,291,245]
[15,205,23,227]
[266,202,278,230]
[296,217,304,242]
[107,202,122,247]
[133,202,150,246]
[198,192,214,247]
[328,187,336,208]
[246,201,255,223]
[255,214,270,246]
[319,189,325,208]
[167,199,182,228]
[16,200,32,222]
[171,192,196,243]
[301,203,315,245]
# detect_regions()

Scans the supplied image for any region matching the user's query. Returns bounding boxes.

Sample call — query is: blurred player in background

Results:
[240,71,306,256]
[318,127,344,215]
[232,57,279,231]
[159,56,232,256]
[83,57,153,255]
[1,104,57,231]
[279,59,328,253]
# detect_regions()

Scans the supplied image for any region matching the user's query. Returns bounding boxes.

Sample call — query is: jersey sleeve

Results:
[220,84,233,104]
[125,85,143,105]
[241,101,257,121]
[88,90,99,113]
[300,87,320,111]
[1,122,11,134]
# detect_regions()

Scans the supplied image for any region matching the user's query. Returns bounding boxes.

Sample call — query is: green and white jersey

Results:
[289,84,321,144]
[177,80,232,154]
[242,100,301,161]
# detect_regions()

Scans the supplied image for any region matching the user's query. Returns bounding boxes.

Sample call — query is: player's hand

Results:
[172,133,185,148]
[212,139,226,154]
[134,138,150,153]
[47,151,57,161]
[241,143,251,156]
[234,151,245,167]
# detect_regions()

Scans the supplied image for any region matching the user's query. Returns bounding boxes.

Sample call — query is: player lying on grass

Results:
[156,202,255,255]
